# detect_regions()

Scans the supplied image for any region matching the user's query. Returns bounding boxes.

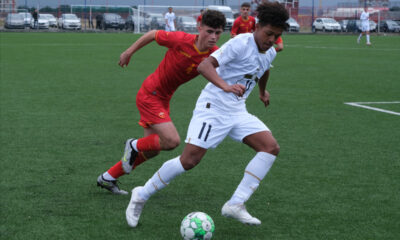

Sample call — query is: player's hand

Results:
[224,84,246,97]
[119,51,132,68]
[260,90,270,107]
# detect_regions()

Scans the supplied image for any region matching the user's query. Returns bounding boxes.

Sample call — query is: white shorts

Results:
[361,23,370,32]
[165,24,175,32]
[185,106,270,149]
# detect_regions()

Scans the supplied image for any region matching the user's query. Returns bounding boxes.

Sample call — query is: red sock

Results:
[136,134,161,152]
[107,161,125,179]
[133,152,148,169]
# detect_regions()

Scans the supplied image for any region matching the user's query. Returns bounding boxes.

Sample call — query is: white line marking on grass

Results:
[287,44,400,52]
[345,101,400,116]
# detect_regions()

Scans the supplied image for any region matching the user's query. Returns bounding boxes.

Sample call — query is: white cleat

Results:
[126,186,146,228]
[221,202,261,225]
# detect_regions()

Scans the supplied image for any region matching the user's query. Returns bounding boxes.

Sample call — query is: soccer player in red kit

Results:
[231,2,256,38]
[97,10,226,194]
[196,9,204,27]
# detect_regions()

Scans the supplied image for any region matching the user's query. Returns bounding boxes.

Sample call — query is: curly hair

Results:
[257,1,289,30]
[201,10,226,29]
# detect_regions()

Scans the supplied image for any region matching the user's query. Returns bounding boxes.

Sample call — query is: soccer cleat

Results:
[121,138,138,174]
[221,202,261,225]
[97,174,128,195]
[366,42,372,46]
[126,186,146,227]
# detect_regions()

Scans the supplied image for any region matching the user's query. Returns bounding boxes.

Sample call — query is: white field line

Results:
[345,101,400,116]
[286,44,400,52]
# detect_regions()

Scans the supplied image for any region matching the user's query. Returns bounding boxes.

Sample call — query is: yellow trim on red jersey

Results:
[193,37,210,55]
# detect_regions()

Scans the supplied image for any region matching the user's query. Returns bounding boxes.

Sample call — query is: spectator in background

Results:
[32,9,38,29]
[164,7,176,32]
[231,2,256,38]
[357,7,372,45]
[197,9,204,27]
[96,14,103,29]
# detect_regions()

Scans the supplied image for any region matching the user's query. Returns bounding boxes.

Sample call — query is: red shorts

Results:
[136,87,171,128]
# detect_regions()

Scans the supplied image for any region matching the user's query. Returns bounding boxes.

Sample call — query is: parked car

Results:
[312,18,341,32]
[146,13,165,30]
[5,13,25,29]
[207,5,234,30]
[177,16,197,32]
[19,12,32,27]
[339,20,348,32]
[346,20,361,32]
[369,20,377,32]
[286,17,300,32]
[379,20,400,32]
[100,13,125,30]
[125,14,135,31]
[40,13,57,28]
[30,14,49,29]
[58,14,81,30]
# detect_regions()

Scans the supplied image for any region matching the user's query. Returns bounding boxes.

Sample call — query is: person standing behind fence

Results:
[164,7,176,32]
[357,7,372,45]
[197,9,204,27]
[32,9,38,29]
[231,2,256,38]
[96,14,103,29]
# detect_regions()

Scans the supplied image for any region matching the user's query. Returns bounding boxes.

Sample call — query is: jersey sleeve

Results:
[250,16,256,32]
[211,37,243,66]
[230,17,241,36]
[155,30,185,49]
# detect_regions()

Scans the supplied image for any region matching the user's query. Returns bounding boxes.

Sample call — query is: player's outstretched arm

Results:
[198,56,245,97]
[258,70,270,107]
[118,30,157,68]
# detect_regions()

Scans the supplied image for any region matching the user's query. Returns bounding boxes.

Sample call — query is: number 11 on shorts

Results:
[198,122,212,142]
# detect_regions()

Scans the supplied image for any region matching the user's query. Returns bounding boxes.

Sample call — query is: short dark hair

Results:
[241,2,251,8]
[201,10,226,29]
[257,1,289,30]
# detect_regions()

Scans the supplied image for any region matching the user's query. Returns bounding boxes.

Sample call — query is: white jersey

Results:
[360,11,369,25]
[164,12,176,31]
[195,33,276,114]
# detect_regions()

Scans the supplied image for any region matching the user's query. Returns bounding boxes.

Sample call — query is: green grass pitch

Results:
[1,32,399,240]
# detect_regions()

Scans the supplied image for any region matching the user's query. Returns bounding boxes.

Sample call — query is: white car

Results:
[58,14,81,30]
[40,14,57,28]
[286,17,300,32]
[19,12,32,27]
[30,15,49,29]
[313,18,341,32]
[5,13,25,29]
[207,5,234,30]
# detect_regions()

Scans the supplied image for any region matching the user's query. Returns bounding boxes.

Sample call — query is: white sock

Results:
[130,139,138,152]
[228,152,276,205]
[139,156,185,200]
[358,34,362,42]
[366,34,370,43]
[102,172,116,181]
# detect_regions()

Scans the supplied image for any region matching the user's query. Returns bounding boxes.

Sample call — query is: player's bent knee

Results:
[264,142,280,156]
[161,136,181,150]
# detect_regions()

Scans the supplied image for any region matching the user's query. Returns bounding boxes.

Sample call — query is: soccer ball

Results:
[180,212,215,240]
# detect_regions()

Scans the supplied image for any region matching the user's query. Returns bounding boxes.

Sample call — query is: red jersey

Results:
[141,30,218,100]
[231,16,256,36]
[275,36,283,44]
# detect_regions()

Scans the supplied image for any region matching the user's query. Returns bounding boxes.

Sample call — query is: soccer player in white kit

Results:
[126,2,289,227]
[358,7,372,45]
[164,7,176,32]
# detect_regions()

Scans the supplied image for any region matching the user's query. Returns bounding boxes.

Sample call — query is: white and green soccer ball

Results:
[180,212,215,240]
